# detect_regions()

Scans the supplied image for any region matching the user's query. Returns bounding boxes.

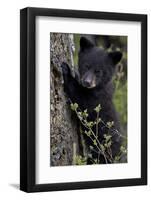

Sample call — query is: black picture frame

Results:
[20,7,147,192]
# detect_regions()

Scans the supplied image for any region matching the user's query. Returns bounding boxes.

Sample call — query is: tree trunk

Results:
[50,33,79,166]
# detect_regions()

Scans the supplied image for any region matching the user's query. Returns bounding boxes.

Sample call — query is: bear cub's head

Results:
[78,37,122,89]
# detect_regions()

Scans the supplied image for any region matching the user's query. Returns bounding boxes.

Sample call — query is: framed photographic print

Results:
[20,7,147,192]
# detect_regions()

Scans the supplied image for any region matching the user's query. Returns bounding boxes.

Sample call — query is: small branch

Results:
[96,111,99,138]
[74,108,108,163]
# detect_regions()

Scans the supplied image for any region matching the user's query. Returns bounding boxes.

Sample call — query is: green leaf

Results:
[84,109,87,113]
[70,103,78,111]
[93,140,97,146]
[107,121,114,128]
[94,104,101,113]
[82,110,88,118]
[105,141,112,148]
[87,121,94,128]
[84,130,91,137]
[120,146,127,153]
[107,141,112,147]
[97,118,101,124]
[104,135,112,142]
[100,144,105,152]
[115,156,120,161]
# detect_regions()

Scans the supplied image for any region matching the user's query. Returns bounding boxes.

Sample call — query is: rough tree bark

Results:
[50,33,79,166]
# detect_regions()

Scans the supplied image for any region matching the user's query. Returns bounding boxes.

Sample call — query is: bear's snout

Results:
[81,71,96,89]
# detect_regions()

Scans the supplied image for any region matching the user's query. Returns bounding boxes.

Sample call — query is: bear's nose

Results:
[83,79,91,88]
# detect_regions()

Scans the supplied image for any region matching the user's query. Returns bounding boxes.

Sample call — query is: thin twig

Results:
[74,108,108,163]
[96,111,99,138]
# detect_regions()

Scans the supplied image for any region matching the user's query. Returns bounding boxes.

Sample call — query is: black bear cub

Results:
[62,36,124,164]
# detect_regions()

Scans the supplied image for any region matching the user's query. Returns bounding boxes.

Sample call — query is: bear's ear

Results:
[80,37,94,51]
[108,51,122,65]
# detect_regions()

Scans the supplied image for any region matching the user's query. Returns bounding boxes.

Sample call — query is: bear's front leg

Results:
[61,62,81,104]
[61,62,71,87]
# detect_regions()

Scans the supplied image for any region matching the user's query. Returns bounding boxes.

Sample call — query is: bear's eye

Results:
[85,64,90,69]
[95,69,100,73]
